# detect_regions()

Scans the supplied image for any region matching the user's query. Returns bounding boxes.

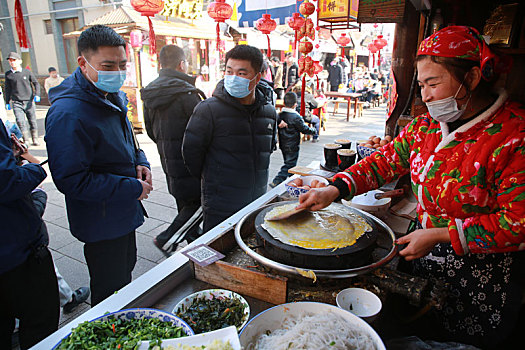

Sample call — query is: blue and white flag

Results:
[236,0,305,28]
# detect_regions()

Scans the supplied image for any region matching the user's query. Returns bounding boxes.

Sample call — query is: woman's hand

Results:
[396,227,450,261]
[296,185,340,211]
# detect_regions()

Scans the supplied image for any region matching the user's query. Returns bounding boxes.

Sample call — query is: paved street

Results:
[4,100,387,328]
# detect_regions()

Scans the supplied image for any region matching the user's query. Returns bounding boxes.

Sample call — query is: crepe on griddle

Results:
[262,203,372,250]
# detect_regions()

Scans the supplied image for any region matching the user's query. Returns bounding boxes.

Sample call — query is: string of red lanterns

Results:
[130,0,165,56]
[297,0,316,117]
[336,33,350,58]
[207,0,233,51]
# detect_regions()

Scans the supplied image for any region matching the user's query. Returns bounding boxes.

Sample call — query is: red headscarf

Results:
[417,26,508,81]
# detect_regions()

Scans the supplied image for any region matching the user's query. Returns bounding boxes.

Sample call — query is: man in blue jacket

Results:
[45,25,152,306]
[0,119,59,349]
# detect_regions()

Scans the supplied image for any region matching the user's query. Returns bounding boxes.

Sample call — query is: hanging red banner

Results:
[14,0,30,49]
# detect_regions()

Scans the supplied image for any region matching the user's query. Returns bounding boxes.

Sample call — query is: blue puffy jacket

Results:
[0,118,47,274]
[45,68,149,243]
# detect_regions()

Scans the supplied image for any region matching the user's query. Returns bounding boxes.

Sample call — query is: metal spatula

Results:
[266,207,307,221]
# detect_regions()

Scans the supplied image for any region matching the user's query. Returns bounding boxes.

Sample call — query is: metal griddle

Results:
[254,201,379,269]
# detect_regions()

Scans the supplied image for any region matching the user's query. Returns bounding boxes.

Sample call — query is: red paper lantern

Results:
[337,33,351,47]
[130,0,164,16]
[131,0,164,55]
[288,12,305,50]
[374,35,388,50]
[337,33,350,58]
[207,0,233,51]
[256,14,277,58]
[368,43,379,53]
[299,0,316,17]
[298,41,313,55]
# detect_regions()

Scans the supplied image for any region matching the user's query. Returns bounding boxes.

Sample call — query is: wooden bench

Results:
[332,99,364,118]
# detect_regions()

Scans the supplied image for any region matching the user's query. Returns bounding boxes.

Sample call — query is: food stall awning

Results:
[64,5,218,40]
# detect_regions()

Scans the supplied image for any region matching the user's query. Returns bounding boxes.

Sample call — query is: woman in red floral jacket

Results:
[299,26,525,347]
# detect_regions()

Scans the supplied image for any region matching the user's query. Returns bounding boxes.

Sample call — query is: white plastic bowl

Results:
[173,289,250,333]
[343,189,391,219]
[336,288,382,323]
[285,175,329,197]
[240,301,385,349]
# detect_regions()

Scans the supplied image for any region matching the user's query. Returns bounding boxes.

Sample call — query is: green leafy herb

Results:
[56,315,186,349]
[329,341,336,346]
[176,295,247,334]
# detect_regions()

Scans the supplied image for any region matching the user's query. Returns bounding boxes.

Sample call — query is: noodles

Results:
[250,312,376,350]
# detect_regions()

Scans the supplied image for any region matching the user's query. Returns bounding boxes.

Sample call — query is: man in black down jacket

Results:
[282,52,299,92]
[183,45,277,232]
[270,92,315,187]
[141,45,205,251]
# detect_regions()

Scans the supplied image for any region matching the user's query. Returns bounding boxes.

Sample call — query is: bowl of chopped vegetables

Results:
[174,289,250,334]
[53,308,194,349]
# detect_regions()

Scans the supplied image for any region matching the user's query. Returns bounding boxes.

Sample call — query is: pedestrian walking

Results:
[3,52,41,146]
[141,45,206,253]
[269,92,316,187]
[44,67,65,95]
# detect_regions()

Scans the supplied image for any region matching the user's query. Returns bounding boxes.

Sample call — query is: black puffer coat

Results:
[182,80,277,226]
[141,69,205,201]
[278,108,315,151]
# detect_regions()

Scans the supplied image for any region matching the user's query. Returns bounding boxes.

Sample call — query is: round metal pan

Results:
[234,202,398,279]
[254,201,379,269]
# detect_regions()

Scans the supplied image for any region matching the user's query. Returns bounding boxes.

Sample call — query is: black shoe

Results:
[63,287,90,313]
[153,237,172,258]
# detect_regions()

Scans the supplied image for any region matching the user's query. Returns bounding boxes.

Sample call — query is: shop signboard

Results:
[358,0,406,23]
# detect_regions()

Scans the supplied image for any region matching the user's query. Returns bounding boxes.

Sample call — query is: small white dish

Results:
[343,189,391,218]
[336,287,382,323]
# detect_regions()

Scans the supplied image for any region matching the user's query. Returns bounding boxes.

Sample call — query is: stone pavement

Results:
[4,101,386,329]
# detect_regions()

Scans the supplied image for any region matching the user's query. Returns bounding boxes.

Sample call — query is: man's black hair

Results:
[225,45,263,73]
[260,58,269,73]
[48,66,57,73]
[271,56,280,63]
[159,45,185,70]
[77,25,126,56]
[283,91,297,108]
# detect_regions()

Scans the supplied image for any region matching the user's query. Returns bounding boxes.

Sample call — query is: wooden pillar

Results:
[385,1,421,136]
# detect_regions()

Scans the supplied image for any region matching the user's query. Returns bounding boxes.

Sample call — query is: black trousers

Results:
[272,148,300,185]
[156,198,201,247]
[0,247,59,350]
[84,231,137,306]
[12,100,37,136]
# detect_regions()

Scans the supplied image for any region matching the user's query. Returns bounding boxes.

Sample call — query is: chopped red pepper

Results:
[112,323,116,334]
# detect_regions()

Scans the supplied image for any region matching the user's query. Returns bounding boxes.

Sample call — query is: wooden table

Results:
[275,99,284,111]
[325,91,362,121]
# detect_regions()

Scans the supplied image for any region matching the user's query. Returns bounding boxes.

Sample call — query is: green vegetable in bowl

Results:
[56,316,186,349]
[176,296,246,334]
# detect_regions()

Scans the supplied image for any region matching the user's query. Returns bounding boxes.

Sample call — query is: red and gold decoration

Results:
[373,34,387,67]
[336,32,351,58]
[207,0,233,51]
[313,60,323,90]
[368,42,379,67]
[255,14,277,58]
[287,13,305,50]
[130,0,165,56]
[14,0,30,49]
[297,0,317,117]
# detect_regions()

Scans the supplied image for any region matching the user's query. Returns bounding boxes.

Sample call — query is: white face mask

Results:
[425,83,469,123]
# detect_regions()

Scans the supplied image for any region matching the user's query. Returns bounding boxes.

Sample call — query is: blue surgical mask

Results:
[83,56,126,93]
[224,74,257,98]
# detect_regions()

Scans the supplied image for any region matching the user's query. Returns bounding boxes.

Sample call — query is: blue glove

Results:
[5,103,10,110]
[34,96,40,103]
